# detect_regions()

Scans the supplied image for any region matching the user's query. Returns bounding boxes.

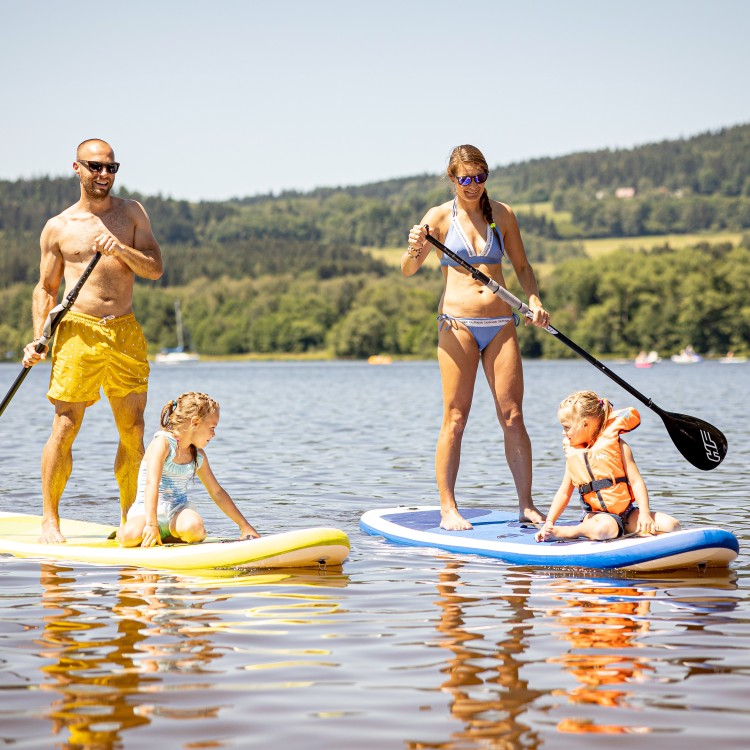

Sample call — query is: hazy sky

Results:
[2,0,748,201]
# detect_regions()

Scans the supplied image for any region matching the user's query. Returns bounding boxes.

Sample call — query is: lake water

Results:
[1,358,748,749]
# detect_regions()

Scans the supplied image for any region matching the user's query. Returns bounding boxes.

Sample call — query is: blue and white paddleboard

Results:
[360,506,739,572]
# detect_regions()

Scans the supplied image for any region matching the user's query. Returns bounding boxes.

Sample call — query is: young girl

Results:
[117,392,259,547]
[535,390,680,543]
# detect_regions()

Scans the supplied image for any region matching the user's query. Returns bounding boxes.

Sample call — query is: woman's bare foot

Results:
[440,507,473,531]
[519,504,545,525]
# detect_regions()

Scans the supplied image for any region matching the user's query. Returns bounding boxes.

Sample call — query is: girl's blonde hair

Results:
[160,392,219,467]
[558,390,612,434]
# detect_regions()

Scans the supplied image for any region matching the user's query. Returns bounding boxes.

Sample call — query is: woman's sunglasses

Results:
[78,159,120,174]
[454,172,488,186]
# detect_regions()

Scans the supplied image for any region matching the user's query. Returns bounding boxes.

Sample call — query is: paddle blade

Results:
[660,410,727,470]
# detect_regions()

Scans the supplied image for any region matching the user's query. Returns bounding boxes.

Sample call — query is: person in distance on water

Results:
[117,392,260,547]
[22,139,163,544]
[535,390,681,542]
[404,144,550,531]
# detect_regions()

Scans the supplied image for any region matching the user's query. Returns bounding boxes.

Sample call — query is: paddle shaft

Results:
[425,228,728,468]
[424,230,668,410]
[0,252,102,418]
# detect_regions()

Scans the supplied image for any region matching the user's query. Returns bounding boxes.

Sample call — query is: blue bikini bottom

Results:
[437,313,520,352]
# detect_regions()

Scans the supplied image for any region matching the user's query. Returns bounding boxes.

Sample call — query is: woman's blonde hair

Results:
[160,392,219,467]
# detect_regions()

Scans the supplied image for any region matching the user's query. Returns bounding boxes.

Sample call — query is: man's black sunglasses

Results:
[78,159,120,174]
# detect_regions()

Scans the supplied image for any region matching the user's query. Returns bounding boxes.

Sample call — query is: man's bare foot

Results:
[39,520,66,544]
[519,504,545,525]
[440,508,473,531]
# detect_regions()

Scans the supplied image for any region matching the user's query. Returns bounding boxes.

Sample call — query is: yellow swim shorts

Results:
[48,311,150,405]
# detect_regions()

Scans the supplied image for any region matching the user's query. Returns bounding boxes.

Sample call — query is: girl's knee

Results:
[117,521,144,547]
[181,524,206,544]
[173,514,206,543]
[589,517,618,540]
[657,515,681,533]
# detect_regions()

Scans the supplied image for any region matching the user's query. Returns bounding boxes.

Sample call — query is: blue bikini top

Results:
[439,199,505,267]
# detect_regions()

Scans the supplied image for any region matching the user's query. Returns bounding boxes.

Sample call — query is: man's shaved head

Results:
[76,139,114,159]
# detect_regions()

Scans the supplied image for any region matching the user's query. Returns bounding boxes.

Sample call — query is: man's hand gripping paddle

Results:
[0,252,102,419]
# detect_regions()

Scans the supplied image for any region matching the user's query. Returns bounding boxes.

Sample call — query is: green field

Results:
[513,201,578,237]
[580,231,744,257]
[364,229,744,270]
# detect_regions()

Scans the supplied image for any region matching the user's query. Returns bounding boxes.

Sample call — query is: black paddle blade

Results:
[659,410,727,470]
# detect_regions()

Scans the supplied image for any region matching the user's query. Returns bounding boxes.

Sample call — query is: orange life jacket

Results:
[564,407,640,514]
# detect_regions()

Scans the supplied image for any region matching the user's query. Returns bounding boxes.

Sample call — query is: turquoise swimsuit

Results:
[437,199,517,351]
[127,431,204,538]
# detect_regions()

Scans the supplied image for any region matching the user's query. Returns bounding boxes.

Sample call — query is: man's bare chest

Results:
[59,211,135,253]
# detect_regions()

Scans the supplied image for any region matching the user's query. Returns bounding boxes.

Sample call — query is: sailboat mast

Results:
[175,300,185,350]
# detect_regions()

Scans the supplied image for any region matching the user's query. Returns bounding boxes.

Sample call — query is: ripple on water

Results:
[0,360,749,748]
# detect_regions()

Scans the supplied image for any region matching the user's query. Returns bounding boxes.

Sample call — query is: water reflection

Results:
[39,565,165,746]
[34,563,349,747]
[2,359,749,749]
[541,569,738,736]
[545,577,655,735]
[409,560,545,749]
[411,561,740,748]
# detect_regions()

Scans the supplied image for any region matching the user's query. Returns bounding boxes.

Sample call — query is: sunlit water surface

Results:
[1,359,748,749]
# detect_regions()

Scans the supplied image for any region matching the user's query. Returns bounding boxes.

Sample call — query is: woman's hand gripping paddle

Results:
[423,229,727,470]
[0,252,102,419]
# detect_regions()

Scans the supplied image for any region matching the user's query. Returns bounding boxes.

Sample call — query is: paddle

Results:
[0,252,102,419]
[423,229,727,470]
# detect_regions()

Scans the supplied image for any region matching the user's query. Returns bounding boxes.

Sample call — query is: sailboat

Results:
[155,300,200,364]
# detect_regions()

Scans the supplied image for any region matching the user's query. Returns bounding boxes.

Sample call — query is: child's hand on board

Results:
[141,523,163,547]
[535,522,553,542]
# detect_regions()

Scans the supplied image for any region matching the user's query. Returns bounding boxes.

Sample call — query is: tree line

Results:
[1,123,748,359]
[1,239,747,360]
[2,123,750,290]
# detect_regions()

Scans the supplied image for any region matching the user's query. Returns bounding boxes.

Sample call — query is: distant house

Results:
[615,187,636,199]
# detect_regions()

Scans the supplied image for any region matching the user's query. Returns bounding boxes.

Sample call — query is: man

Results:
[22,139,163,543]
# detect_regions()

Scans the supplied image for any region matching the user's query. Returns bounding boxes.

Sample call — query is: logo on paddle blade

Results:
[700,429,722,463]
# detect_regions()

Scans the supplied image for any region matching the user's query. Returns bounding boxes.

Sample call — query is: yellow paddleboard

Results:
[0,512,349,571]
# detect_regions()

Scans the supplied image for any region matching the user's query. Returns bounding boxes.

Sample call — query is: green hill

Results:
[1,123,748,359]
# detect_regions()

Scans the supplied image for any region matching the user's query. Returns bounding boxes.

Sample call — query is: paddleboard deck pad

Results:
[0,512,349,571]
[360,506,738,572]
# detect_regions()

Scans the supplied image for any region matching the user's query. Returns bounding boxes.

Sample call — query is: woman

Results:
[404,144,550,530]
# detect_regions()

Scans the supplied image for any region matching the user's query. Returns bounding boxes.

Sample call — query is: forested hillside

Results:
[1,123,748,359]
